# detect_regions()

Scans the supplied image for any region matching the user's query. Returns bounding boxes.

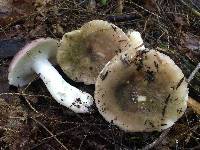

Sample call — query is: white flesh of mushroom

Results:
[127,30,146,51]
[32,59,93,113]
[8,38,93,113]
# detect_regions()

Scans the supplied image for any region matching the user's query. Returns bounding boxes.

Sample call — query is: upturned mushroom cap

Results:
[57,20,131,84]
[8,38,94,113]
[95,48,188,132]
[8,38,58,87]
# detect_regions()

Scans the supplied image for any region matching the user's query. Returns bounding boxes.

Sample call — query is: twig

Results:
[142,128,171,150]
[106,14,141,22]
[0,25,7,37]
[187,62,200,83]
[0,92,52,113]
[126,0,161,19]
[88,0,96,11]
[116,0,124,14]
[0,126,19,133]
[22,75,40,93]
[78,134,88,150]
[31,125,81,149]
[179,0,200,17]
[31,117,68,150]
[0,92,52,99]
[20,77,40,113]
[185,63,200,115]
[21,96,39,113]
[143,15,151,33]
[54,120,109,127]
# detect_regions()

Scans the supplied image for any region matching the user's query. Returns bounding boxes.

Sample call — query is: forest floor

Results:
[0,0,200,149]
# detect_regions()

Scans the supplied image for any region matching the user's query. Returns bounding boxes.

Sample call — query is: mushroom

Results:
[95,48,188,132]
[127,30,146,51]
[57,20,131,85]
[8,38,93,113]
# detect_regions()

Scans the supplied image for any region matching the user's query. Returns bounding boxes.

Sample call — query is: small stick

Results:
[0,92,52,99]
[31,125,81,149]
[186,62,200,115]
[106,14,140,22]
[180,0,200,17]
[0,92,52,113]
[142,128,171,150]
[187,62,200,83]
[31,117,69,150]
[20,96,39,113]
[116,0,124,14]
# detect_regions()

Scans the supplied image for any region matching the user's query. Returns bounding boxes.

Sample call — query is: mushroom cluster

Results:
[8,20,189,132]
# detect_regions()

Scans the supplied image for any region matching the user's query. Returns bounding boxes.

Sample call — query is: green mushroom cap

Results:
[57,20,131,84]
[95,48,188,132]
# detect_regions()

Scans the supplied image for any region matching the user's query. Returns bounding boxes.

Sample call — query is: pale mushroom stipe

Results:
[95,33,188,132]
[127,30,145,51]
[8,38,93,113]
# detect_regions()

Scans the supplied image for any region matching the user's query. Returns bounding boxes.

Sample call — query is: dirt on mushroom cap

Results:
[95,48,188,132]
[57,20,131,85]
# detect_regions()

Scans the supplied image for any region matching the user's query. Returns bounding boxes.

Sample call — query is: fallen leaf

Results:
[180,33,200,62]
[174,15,187,27]
[0,0,35,26]
[144,0,158,12]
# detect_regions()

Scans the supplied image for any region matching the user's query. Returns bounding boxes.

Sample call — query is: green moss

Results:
[159,43,176,52]
[129,136,143,141]
[100,0,108,6]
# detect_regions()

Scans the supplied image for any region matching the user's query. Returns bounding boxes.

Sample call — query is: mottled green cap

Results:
[57,20,131,84]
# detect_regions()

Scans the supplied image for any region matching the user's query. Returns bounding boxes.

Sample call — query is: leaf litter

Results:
[0,0,200,149]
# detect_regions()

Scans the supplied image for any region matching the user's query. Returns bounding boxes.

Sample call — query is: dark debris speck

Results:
[144,70,155,83]
[100,70,109,81]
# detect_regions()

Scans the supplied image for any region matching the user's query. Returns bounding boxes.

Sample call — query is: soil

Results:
[0,0,200,150]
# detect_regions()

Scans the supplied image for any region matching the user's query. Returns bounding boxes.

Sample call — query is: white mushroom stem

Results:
[32,59,93,113]
[127,30,146,50]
